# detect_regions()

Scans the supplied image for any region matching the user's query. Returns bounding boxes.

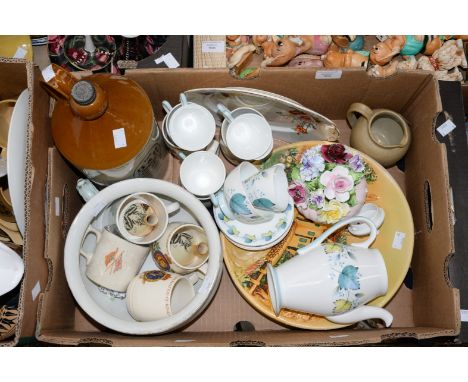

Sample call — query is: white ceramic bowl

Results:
[226,114,273,160]
[0,241,24,297]
[64,178,223,335]
[168,103,216,151]
[180,151,226,197]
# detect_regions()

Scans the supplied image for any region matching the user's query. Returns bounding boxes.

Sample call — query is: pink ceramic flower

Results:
[321,144,352,164]
[319,166,354,202]
[288,182,307,204]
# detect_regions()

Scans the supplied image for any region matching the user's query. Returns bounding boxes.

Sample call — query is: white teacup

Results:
[162,94,216,152]
[214,161,273,224]
[218,103,273,161]
[80,226,150,292]
[242,163,289,213]
[218,106,273,165]
[126,270,197,322]
[179,141,226,201]
[112,192,180,245]
[152,222,209,275]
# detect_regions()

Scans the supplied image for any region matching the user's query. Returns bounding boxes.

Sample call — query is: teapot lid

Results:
[51,74,154,170]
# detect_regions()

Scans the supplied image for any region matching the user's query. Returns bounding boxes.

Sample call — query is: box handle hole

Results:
[234,321,255,332]
[424,180,433,232]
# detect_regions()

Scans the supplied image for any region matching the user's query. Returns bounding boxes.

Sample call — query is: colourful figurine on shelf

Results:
[368,35,432,78]
[261,36,332,67]
[322,50,369,68]
[331,35,365,51]
[417,39,468,81]
[287,54,324,68]
[370,35,426,66]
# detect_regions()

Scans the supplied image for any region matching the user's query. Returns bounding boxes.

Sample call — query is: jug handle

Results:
[326,305,393,327]
[297,216,377,256]
[346,102,373,128]
[40,63,77,101]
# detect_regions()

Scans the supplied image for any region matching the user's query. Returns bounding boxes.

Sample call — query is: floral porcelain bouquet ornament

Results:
[287,143,371,224]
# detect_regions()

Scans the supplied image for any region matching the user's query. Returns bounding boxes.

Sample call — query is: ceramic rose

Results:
[265,143,375,225]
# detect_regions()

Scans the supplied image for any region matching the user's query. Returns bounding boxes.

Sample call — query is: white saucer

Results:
[214,196,295,251]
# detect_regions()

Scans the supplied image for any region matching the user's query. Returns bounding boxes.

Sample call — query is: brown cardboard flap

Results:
[37,326,455,347]
[18,64,54,342]
[36,148,81,335]
[404,78,459,331]
[126,68,433,121]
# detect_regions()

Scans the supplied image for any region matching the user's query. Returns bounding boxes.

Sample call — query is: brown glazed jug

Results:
[41,64,167,185]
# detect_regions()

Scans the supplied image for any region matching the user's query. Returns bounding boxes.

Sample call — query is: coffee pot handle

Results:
[79,226,102,265]
[346,102,373,128]
[297,216,377,256]
[40,63,77,101]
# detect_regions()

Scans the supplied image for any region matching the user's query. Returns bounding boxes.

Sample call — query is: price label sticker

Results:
[436,119,456,137]
[315,70,343,79]
[112,128,127,149]
[202,41,225,53]
[154,53,180,68]
[32,281,41,301]
[13,46,27,58]
[54,197,61,216]
[42,65,56,82]
[461,309,468,322]
[392,231,406,250]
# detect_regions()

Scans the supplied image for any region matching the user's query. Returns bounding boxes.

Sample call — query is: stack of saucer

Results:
[212,162,294,251]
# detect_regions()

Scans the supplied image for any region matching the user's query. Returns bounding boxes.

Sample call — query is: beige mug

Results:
[347,102,411,168]
[111,192,180,245]
[80,226,150,292]
[126,269,197,321]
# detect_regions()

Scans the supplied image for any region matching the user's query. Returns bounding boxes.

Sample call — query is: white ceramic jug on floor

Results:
[266,216,393,327]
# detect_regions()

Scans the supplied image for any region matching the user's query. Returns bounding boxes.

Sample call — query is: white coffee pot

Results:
[266,216,393,327]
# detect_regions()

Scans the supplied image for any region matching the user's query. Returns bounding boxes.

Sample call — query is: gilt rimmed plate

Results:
[184,87,339,142]
[222,141,414,330]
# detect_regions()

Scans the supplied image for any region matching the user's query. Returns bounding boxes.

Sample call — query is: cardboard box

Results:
[442,81,468,343]
[0,58,47,347]
[34,68,459,346]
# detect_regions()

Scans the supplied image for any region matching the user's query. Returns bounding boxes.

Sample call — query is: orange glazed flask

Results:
[41,64,167,185]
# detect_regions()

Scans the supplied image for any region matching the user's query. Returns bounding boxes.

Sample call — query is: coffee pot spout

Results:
[326,305,393,327]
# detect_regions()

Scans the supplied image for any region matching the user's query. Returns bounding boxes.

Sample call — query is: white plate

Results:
[64,179,223,335]
[185,87,339,142]
[0,241,24,296]
[7,89,29,236]
[213,196,295,251]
